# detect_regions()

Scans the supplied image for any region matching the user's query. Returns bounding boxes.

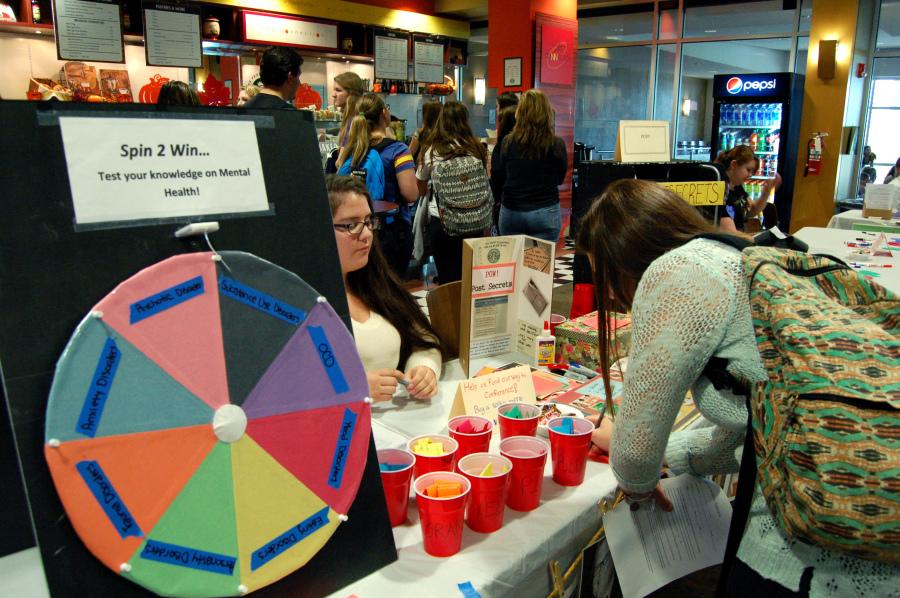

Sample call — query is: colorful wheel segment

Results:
[44,251,371,597]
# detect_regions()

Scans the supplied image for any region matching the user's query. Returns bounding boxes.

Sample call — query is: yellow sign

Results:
[659,181,726,206]
[448,365,536,424]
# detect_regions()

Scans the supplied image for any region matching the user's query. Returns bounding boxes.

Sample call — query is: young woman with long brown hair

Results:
[493,89,566,242]
[713,145,781,232]
[409,100,442,165]
[415,101,489,283]
[333,72,366,145]
[578,179,890,597]
[327,175,442,402]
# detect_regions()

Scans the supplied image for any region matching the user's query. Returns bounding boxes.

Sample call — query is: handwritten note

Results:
[130,276,204,323]
[659,181,726,207]
[77,338,120,437]
[328,408,357,489]
[308,325,349,394]
[448,365,536,423]
[76,460,143,538]
[140,540,236,575]
[251,506,330,571]
[218,277,305,325]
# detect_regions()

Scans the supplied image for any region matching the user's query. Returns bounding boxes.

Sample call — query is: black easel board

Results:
[0,100,396,597]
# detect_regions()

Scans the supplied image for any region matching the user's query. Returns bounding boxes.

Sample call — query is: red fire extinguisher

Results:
[805,132,828,176]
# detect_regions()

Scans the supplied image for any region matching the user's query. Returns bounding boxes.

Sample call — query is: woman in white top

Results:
[327,174,442,402]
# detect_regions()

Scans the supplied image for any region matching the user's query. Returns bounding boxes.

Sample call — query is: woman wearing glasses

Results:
[327,175,443,402]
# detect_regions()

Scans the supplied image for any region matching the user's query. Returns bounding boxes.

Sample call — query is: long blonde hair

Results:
[509,89,555,159]
[337,93,385,169]
[335,72,365,143]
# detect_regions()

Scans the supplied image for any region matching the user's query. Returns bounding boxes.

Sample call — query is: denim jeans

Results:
[498,204,561,242]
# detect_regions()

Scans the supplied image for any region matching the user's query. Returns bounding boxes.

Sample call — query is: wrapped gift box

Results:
[554,311,631,371]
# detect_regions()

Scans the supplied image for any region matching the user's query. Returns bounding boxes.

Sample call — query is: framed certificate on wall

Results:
[504,57,522,87]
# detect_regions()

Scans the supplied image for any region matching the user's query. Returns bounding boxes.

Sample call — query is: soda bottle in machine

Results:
[749,130,759,151]
[757,130,767,152]
[772,104,782,126]
[722,104,732,126]
[758,157,766,176]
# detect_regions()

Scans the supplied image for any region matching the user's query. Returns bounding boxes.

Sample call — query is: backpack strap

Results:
[715,408,757,597]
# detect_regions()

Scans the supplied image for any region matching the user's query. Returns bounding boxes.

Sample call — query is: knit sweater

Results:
[610,238,898,596]
[351,311,441,377]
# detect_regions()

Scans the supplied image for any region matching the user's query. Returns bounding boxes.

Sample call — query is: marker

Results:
[398,378,410,387]
[567,363,599,379]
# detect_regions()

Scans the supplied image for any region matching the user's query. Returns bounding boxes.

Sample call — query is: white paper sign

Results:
[53,0,124,63]
[375,35,409,81]
[865,184,900,213]
[604,475,732,598]
[144,2,202,68]
[414,41,444,84]
[617,120,671,163]
[59,117,270,225]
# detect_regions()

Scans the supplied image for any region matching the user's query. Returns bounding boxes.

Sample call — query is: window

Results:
[575,46,653,158]
[653,44,677,122]
[580,6,654,44]
[683,0,796,38]
[877,0,900,50]
[866,62,900,183]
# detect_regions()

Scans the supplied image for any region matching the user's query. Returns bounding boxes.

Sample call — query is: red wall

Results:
[487,0,575,91]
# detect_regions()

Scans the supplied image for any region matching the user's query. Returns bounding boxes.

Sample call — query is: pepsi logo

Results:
[726,77,743,94]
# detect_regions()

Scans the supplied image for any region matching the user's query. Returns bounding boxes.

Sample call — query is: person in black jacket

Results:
[243,47,302,110]
[492,89,566,242]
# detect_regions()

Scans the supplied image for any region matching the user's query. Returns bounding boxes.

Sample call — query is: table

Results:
[826,209,900,231]
[373,200,400,216]
[0,357,617,598]
[330,357,618,597]
[794,226,900,294]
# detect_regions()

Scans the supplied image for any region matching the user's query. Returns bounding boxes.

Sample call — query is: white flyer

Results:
[604,475,732,598]
[59,117,270,225]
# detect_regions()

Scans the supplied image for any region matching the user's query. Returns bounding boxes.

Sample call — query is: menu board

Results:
[375,35,408,81]
[53,0,124,63]
[414,40,444,84]
[143,1,201,68]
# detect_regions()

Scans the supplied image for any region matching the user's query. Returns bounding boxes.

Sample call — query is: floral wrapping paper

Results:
[554,311,631,371]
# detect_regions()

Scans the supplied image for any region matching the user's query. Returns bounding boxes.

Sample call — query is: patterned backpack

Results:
[431,154,494,236]
[739,246,900,563]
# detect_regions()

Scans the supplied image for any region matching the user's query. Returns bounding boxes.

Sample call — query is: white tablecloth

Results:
[827,209,900,231]
[330,357,617,598]
[795,226,900,294]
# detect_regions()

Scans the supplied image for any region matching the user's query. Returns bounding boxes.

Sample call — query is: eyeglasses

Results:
[333,217,380,236]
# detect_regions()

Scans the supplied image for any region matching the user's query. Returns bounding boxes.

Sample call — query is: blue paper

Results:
[76,338,121,437]
[308,325,349,393]
[76,460,143,539]
[250,506,330,571]
[458,581,483,598]
[219,277,306,326]
[139,540,236,576]
[328,408,358,489]
[130,276,204,323]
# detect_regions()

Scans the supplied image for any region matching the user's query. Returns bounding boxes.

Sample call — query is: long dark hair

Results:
[576,179,720,415]
[326,175,443,367]
[157,81,200,106]
[430,101,487,165]
[416,100,442,166]
[335,72,365,143]
[496,106,517,147]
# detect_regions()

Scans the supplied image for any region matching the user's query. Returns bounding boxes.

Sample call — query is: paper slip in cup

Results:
[377,448,416,527]
[414,472,471,557]
[497,402,540,440]
[547,417,594,486]
[448,415,493,461]
[457,453,512,533]
[499,436,549,512]
[408,434,458,478]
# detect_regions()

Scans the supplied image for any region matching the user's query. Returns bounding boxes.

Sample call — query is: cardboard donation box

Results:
[554,311,631,371]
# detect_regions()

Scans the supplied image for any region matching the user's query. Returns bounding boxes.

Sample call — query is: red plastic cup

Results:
[547,417,594,486]
[499,436,549,512]
[408,434,458,479]
[448,416,493,460]
[497,402,541,440]
[377,448,416,527]
[549,313,567,337]
[457,453,512,533]
[414,471,471,557]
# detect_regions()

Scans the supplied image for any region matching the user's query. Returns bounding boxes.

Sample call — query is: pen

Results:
[568,363,599,378]
[398,378,410,387]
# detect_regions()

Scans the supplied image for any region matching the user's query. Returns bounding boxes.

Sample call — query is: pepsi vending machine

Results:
[712,72,804,229]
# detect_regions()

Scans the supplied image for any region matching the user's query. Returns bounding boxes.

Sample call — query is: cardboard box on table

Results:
[459,236,556,377]
[554,311,631,371]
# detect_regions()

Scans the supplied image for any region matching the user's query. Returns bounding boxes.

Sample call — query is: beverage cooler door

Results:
[716,100,783,204]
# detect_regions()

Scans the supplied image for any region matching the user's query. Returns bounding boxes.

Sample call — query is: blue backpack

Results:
[337,149,385,200]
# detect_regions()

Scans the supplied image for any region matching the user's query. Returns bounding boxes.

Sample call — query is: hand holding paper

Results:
[367,368,405,402]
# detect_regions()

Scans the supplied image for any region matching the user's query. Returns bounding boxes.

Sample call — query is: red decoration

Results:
[198,73,231,107]
[294,83,322,109]
[540,25,575,85]
[138,74,170,104]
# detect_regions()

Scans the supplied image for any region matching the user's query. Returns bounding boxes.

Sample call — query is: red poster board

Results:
[539,24,575,86]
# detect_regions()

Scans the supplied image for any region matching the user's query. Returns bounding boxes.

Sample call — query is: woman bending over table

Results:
[327,175,442,402]
[579,179,894,596]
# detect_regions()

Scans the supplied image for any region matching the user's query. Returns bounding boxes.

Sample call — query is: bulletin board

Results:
[0,100,396,596]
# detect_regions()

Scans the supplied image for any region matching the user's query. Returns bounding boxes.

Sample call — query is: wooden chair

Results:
[426,280,461,361]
